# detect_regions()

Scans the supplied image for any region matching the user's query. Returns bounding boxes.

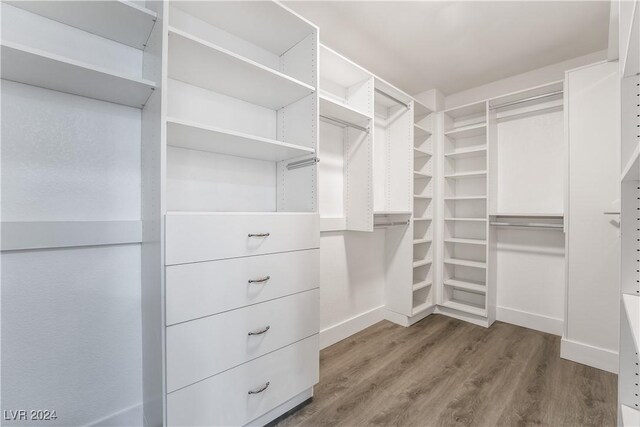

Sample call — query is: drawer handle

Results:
[248,276,270,284]
[248,326,270,336]
[248,233,270,238]
[248,382,270,395]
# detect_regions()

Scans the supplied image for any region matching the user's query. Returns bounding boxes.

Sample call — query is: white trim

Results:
[385,306,435,327]
[319,305,385,349]
[247,387,313,427]
[496,306,564,336]
[90,402,143,427]
[560,337,619,374]
[435,305,492,328]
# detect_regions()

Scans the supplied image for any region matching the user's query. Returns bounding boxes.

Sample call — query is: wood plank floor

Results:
[277,315,618,427]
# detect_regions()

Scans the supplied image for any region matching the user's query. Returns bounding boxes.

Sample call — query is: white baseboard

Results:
[319,305,385,349]
[560,337,618,374]
[435,306,491,328]
[385,306,435,327]
[496,306,563,336]
[90,402,143,427]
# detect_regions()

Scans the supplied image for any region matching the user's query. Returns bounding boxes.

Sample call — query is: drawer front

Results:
[165,213,319,265]
[166,249,319,325]
[167,289,319,393]
[167,335,319,427]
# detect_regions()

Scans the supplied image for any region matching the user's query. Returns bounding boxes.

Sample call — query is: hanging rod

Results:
[375,88,410,109]
[320,115,369,133]
[490,90,563,110]
[374,220,410,228]
[490,221,563,230]
[287,157,319,170]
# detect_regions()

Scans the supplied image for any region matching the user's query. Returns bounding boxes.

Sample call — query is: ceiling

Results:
[284,1,611,96]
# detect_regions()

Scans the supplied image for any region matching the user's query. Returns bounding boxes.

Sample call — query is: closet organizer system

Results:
[618,0,640,424]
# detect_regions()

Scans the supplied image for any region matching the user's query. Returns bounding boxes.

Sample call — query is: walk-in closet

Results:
[0,1,637,426]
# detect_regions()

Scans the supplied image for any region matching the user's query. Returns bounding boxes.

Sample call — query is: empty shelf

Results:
[168,28,315,110]
[1,41,156,108]
[413,217,432,222]
[7,0,157,49]
[623,294,640,353]
[441,300,487,317]
[445,171,487,179]
[444,238,487,246]
[412,301,433,316]
[444,145,488,159]
[413,238,432,245]
[444,279,486,294]
[414,123,432,137]
[444,258,487,269]
[444,217,486,222]
[412,280,433,291]
[444,196,487,201]
[414,195,432,200]
[414,171,432,179]
[444,123,487,139]
[374,211,411,215]
[319,93,371,127]
[166,118,314,161]
[413,259,432,268]
[414,148,433,157]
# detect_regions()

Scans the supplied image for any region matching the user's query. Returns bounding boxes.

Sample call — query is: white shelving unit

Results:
[440,101,491,322]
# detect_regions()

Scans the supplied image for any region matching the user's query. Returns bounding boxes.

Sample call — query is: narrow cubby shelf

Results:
[444,238,487,245]
[413,217,432,222]
[444,145,488,159]
[166,117,314,161]
[168,27,315,110]
[374,211,412,215]
[444,196,487,201]
[319,93,372,126]
[414,171,432,179]
[444,123,487,139]
[440,300,487,317]
[1,40,157,108]
[414,124,432,137]
[414,148,433,157]
[444,279,486,294]
[412,301,433,316]
[444,258,487,269]
[412,280,432,292]
[414,195,432,200]
[6,0,157,49]
[444,171,487,179]
[413,259,432,268]
[444,217,486,222]
[413,238,432,245]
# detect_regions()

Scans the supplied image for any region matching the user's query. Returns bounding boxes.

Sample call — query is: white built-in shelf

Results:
[444,196,487,201]
[444,145,488,159]
[1,41,156,108]
[413,217,432,222]
[413,238,432,245]
[623,294,640,353]
[444,123,487,139]
[166,117,314,161]
[412,301,433,316]
[444,279,486,294]
[444,101,487,119]
[444,171,487,179]
[413,259,432,268]
[414,124,432,138]
[493,213,564,218]
[622,143,640,182]
[441,300,487,317]
[414,171,432,179]
[168,28,315,110]
[319,93,371,127]
[374,211,411,215]
[414,148,433,158]
[320,217,347,233]
[445,217,486,222]
[7,0,157,49]
[621,404,640,427]
[414,195,432,200]
[413,99,433,121]
[412,280,432,292]
[445,238,487,246]
[444,258,487,269]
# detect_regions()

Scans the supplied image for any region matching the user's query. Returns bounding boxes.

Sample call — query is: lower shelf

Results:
[412,301,434,316]
[444,279,486,294]
[440,300,487,317]
[412,280,432,292]
[444,258,487,269]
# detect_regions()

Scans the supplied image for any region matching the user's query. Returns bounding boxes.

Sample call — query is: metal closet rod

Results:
[286,157,319,170]
[490,221,563,230]
[319,115,369,133]
[374,220,410,228]
[374,88,410,109]
[490,90,563,110]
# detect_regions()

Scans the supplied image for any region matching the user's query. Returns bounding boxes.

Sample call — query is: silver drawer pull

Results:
[248,276,270,284]
[248,382,270,395]
[248,233,270,238]
[248,326,270,336]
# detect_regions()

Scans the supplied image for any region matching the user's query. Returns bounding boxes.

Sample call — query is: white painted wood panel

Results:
[166,249,319,325]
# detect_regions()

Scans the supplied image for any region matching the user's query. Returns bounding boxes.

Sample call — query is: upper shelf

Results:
[166,117,314,162]
[319,94,371,127]
[444,123,487,139]
[1,40,156,108]
[320,44,371,90]
[6,1,157,50]
[167,28,315,110]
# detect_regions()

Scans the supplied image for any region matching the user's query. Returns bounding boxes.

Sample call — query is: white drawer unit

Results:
[166,249,319,325]
[167,335,319,427]
[166,289,319,392]
[165,213,320,265]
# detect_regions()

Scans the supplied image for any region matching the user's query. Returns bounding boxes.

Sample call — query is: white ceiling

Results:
[284,1,610,95]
